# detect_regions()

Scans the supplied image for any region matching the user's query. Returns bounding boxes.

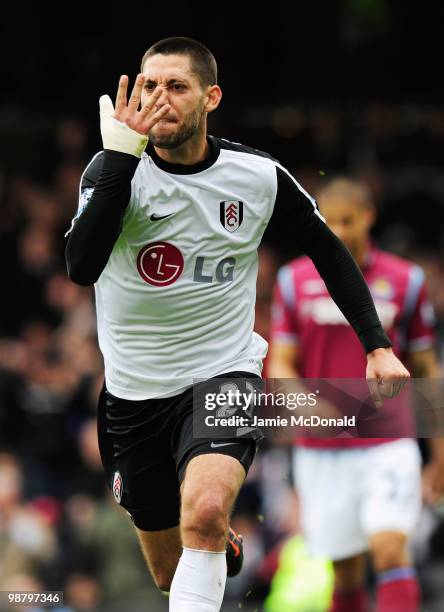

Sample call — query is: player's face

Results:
[141,54,210,149]
[319,197,374,257]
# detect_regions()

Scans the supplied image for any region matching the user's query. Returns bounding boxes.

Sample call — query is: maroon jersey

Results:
[271,246,436,448]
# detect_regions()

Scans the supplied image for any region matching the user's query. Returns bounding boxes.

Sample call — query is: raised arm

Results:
[65,74,170,285]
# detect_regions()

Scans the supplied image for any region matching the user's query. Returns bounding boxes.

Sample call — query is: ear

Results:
[204,85,222,113]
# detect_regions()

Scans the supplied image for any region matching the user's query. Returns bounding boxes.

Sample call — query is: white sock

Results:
[169,547,227,612]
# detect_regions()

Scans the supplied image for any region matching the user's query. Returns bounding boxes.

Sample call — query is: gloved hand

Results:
[99,94,148,158]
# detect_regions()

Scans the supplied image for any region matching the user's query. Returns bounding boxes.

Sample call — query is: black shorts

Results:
[97,372,261,531]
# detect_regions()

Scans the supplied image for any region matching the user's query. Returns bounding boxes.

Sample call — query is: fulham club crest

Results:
[112,471,123,504]
[220,201,243,232]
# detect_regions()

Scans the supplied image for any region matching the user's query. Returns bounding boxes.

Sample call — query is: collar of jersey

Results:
[147,136,220,174]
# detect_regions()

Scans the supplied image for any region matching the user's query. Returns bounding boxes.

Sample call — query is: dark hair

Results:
[141,37,217,88]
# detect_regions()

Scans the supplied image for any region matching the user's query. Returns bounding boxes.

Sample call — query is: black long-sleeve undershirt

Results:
[274,166,391,353]
[65,150,391,354]
[65,150,138,285]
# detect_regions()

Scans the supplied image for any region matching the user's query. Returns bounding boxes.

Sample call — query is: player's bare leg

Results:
[331,554,369,612]
[135,525,182,592]
[369,530,409,572]
[369,531,419,612]
[180,454,245,550]
[169,453,246,611]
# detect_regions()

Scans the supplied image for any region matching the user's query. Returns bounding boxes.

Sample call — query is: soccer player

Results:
[269,177,444,612]
[65,38,410,612]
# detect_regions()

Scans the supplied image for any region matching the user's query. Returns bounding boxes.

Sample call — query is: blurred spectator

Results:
[0,454,57,588]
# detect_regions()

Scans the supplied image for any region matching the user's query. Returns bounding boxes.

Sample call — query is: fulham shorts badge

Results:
[112,471,123,504]
[220,201,243,232]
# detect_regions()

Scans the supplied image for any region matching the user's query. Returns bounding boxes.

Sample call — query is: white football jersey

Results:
[71,136,321,399]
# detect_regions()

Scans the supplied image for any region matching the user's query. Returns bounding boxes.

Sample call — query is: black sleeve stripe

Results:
[275,164,324,220]
[214,136,280,163]
[64,151,105,238]
[273,166,326,244]
[81,150,105,189]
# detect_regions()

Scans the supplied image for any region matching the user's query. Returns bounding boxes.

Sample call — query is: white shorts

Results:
[293,439,422,560]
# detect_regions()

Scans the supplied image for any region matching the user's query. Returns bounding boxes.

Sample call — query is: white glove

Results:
[99,95,148,158]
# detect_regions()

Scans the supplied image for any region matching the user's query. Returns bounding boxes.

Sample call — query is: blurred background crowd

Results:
[1,1,444,610]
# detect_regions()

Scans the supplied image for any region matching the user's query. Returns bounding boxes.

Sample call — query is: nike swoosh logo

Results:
[210,442,239,449]
[150,213,174,221]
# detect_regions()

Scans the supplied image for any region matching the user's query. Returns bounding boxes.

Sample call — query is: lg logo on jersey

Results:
[193,256,235,284]
[137,242,184,286]
[137,242,236,286]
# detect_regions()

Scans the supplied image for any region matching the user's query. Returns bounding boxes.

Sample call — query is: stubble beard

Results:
[149,102,206,150]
